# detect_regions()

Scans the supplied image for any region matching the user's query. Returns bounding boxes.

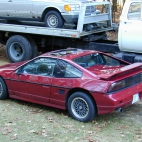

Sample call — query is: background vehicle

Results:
[0,0,100,28]
[0,1,112,63]
[114,0,142,63]
[0,48,142,122]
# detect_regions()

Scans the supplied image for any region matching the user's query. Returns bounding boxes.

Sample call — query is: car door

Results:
[10,57,56,103]
[7,0,33,19]
[0,0,8,17]
[32,0,56,18]
[50,59,82,106]
[119,1,142,52]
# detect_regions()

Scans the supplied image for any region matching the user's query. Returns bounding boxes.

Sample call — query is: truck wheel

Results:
[6,35,32,62]
[0,77,8,100]
[25,36,38,58]
[68,92,96,122]
[44,10,64,28]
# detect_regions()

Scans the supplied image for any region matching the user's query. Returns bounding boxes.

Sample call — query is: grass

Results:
[0,98,142,142]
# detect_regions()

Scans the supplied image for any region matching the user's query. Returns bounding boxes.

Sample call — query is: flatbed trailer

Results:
[0,2,112,38]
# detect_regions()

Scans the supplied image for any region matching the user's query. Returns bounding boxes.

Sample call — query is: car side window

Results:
[128,2,141,20]
[53,60,82,78]
[22,57,57,76]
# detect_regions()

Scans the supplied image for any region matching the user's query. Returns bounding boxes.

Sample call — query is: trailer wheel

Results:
[44,10,64,28]
[25,36,38,58]
[6,35,32,62]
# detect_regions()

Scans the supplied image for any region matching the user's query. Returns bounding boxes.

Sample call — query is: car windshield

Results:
[73,53,124,67]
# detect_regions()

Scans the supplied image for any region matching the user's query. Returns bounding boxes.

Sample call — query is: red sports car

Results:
[0,48,142,122]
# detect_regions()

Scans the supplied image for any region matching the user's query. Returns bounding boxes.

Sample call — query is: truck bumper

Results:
[61,12,78,23]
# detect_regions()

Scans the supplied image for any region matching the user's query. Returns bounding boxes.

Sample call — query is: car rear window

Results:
[73,53,123,67]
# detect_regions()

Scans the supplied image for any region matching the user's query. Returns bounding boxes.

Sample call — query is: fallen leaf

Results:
[42,129,47,135]
[121,134,125,138]
[11,134,17,140]
[134,135,141,140]
[115,126,130,130]
[28,130,36,133]
[97,121,107,128]
[88,131,93,134]
[2,131,8,135]
[1,126,13,135]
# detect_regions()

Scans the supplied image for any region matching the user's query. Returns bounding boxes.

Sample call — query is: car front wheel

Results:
[44,10,64,28]
[68,92,96,122]
[0,77,8,100]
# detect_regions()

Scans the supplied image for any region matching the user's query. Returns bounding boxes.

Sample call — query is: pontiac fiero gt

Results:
[0,49,141,122]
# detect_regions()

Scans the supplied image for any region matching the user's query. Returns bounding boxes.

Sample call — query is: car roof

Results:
[40,48,99,60]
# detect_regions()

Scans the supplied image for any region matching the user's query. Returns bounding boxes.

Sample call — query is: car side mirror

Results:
[16,68,22,75]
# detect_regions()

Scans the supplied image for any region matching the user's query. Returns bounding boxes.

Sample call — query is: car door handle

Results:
[8,0,12,2]
[124,22,132,24]
[43,84,50,87]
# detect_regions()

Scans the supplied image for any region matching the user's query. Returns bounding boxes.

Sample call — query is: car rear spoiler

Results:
[98,63,142,80]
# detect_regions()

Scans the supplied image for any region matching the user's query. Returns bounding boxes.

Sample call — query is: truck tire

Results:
[44,10,64,28]
[68,92,96,122]
[25,36,38,58]
[6,35,32,62]
[0,77,8,100]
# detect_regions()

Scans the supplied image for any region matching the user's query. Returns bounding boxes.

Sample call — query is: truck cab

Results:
[118,0,142,53]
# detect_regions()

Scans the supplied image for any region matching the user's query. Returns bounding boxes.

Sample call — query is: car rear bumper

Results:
[92,82,142,115]
[97,99,136,115]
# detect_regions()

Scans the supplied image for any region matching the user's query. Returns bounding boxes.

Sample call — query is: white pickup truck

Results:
[118,0,141,52]
[113,0,142,63]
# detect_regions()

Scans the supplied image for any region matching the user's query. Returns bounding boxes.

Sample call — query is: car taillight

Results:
[107,80,125,93]
[108,73,142,93]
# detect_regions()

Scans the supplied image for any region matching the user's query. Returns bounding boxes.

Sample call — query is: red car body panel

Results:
[92,83,142,114]
[0,49,142,115]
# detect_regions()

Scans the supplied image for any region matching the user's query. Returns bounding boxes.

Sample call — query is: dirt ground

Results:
[0,44,9,65]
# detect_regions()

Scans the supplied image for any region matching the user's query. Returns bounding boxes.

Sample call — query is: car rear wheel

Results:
[44,10,64,28]
[0,77,8,100]
[68,92,96,122]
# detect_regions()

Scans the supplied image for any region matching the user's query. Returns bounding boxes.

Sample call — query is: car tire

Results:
[0,77,8,100]
[44,10,64,28]
[25,36,38,59]
[6,35,32,62]
[68,92,96,122]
